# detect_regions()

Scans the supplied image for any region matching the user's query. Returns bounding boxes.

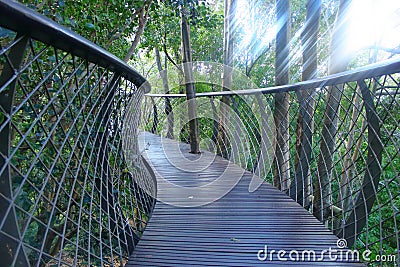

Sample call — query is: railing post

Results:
[289,89,314,207]
[0,35,30,266]
[94,75,139,254]
[209,96,219,147]
[335,79,383,247]
[217,94,231,159]
[313,83,345,222]
[150,97,158,134]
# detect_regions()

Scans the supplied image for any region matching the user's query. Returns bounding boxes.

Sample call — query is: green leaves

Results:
[0,26,15,38]
[85,22,95,30]
[139,0,223,64]
[55,12,63,23]
[19,0,149,58]
[58,0,65,7]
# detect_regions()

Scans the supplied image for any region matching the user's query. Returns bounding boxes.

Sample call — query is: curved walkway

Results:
[127,132,364,266]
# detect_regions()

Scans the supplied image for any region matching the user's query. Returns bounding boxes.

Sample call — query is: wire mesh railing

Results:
[142,60,400,266]
[0,1,156,266]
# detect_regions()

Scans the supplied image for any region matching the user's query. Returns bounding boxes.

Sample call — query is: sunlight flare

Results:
[346,0,400,54]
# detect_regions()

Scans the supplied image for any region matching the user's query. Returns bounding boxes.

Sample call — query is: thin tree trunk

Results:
[155,48,174,139]
[337,50,379,223]
[273,0,291,191]
[124,1,152,62]
[181,10,200,154]
[314,0,351,222]
[217,0,236,159]
[291,0,321,207]
[338,88,361,211]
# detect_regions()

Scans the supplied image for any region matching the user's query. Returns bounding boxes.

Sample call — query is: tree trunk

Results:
[124,1,152,62]
[336,51,378,225]
[291,0,321,207]
[314,0,351,222]
[181,10,200,154]
[273,0,291,191]
[217,0,236,159]
[155,48,174,139]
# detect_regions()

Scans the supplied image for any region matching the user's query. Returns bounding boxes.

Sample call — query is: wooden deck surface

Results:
[126,132,364,266]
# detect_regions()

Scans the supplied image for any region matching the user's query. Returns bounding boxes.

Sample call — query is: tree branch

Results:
[123,0,153,62]
[366,45,400,55]
[246,45,271,77]
[105,5,146,48]
[163,32,183,74]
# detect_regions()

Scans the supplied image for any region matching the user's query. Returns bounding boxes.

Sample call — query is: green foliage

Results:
[20,0,151,58]
[0,29,154,264]
[138,0,223,66]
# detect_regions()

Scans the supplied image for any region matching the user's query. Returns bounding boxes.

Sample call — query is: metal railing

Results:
[0,1,156,266]
[143,60,400,266]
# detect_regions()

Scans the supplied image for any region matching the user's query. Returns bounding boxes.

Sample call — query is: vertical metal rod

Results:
[0,34,30,267]
[335,79,383,247]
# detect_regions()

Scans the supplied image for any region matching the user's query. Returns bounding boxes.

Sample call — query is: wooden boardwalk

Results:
[127,132,364,266]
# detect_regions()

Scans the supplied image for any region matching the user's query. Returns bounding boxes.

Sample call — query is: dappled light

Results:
[234,0,400,82]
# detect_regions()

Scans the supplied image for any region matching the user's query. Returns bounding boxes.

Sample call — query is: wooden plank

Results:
[126,132,365,266]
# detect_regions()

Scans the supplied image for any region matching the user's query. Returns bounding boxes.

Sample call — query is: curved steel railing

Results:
[143,59,400,266]
[0,1,156,266]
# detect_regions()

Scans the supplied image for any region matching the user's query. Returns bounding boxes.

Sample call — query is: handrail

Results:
[145,57,400,97]
[0,1,156,266]
[0,0,149,90]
